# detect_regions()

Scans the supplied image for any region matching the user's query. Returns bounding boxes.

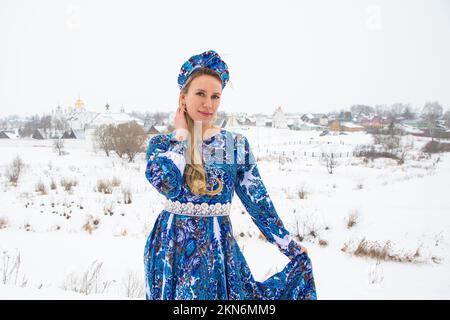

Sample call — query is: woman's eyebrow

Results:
[195,88,221,95]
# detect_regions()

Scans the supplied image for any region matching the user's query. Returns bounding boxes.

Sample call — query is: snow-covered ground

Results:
[0,127,449,299]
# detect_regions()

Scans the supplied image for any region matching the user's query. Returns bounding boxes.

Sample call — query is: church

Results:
[53,97,143,139]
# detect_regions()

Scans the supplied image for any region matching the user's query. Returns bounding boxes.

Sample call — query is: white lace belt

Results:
[164,199,231,217]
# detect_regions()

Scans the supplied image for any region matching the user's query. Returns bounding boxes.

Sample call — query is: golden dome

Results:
[74,98,85,109]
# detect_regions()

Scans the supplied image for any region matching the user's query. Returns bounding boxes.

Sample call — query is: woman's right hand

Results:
[300,246,308,255]
[174,104,189,141]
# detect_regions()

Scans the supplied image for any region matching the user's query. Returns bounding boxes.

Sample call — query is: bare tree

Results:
[94,124,115,157]
[111,121,147,162]
[19,122,34,138]
[443,110,450,128]
[351,104,375,117]
[54,118,69,131]
[40,115,52,136]
[373,134,400,154]
[387,103,409,135]
[422,101,443,141]
[53,138,65,156]
[322,153,337,174]
[153,112,167,125]
[374,104,387,118]
[402,105,416,120]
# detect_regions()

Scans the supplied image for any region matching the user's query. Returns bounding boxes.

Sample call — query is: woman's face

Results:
[180,75,222,126]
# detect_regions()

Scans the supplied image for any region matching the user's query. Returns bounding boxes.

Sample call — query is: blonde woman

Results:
[144,50,317,300]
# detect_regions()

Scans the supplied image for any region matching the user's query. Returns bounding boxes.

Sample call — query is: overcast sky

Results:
[1,0,449,118]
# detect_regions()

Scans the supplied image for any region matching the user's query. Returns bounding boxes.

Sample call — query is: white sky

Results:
[1,0,449,117]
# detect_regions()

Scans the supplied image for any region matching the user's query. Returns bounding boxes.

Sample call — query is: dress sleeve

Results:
[145,133,188,199]
[234,134,306,261]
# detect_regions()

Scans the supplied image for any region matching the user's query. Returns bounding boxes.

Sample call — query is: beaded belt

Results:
[164,199,231,217]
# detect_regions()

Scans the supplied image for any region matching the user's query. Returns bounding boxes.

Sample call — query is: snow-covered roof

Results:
[153,125,167,133]
[72,129,86,139]
[396,124,424,134]
[340,122,365,128]
[297,122,323,128]
[91,113,144,126]
[0,131,19,139]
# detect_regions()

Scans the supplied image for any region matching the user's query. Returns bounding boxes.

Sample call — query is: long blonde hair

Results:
[180,68,223,196]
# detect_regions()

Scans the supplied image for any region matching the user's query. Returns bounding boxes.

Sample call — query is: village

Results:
[1,98,450,144]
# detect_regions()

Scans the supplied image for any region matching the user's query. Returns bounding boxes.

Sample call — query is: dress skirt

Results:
[144,210,317,300]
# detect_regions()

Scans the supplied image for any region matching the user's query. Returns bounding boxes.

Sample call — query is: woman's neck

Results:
[202,125,220,139]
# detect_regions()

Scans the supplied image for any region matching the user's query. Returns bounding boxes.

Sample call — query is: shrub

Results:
[341,238,425,263]
[83,215,100,234]
[292,212,324,243]
[35,181,48,195]
[120,270,145,299]
[0,217,8,229]
[1,249,28,287]
[111,177,121,187]
[103,203,114,216]
[96,178,121,194]
[61,260,113,295]
[298,185,308,199]
[122,187,132,204]
[96,179,112,194]
[60,178,78,192]
[5,156,25,186]
[346,210,360,229]
[422,141,450,154]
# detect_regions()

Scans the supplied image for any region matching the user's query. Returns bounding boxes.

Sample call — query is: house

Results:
[301,113,315,123]
[0,131,19,139]
[62,128,86,139]
[340,122,365,132]
[255,115,269,127]
[272,106,288,129]
[338,111,352,122]
[242,117,256,126]
[221,114,241,129]
[294,121,325,131]
[319,115,329,126]
[301,113,327,125]
[32,129,46,140]
[360,116,384,129]
[147,125,169,136]
[0,131,9,139]
[329,120,341,132]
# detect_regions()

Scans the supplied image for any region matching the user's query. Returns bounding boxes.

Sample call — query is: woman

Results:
[144,50,317,300]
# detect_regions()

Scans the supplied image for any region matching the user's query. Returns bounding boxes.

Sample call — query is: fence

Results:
[255,149,360,159]
[255,140,346,148]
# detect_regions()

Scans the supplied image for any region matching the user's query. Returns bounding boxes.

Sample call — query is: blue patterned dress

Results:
[144,128,317,300]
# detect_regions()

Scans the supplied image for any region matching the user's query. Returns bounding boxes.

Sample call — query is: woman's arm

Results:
[234,134,307,261]
[145,132,188,199]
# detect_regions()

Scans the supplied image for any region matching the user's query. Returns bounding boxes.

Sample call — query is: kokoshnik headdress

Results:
[177,50,230,90]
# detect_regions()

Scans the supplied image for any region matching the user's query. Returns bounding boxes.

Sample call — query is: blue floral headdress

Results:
[177,50,230,90]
